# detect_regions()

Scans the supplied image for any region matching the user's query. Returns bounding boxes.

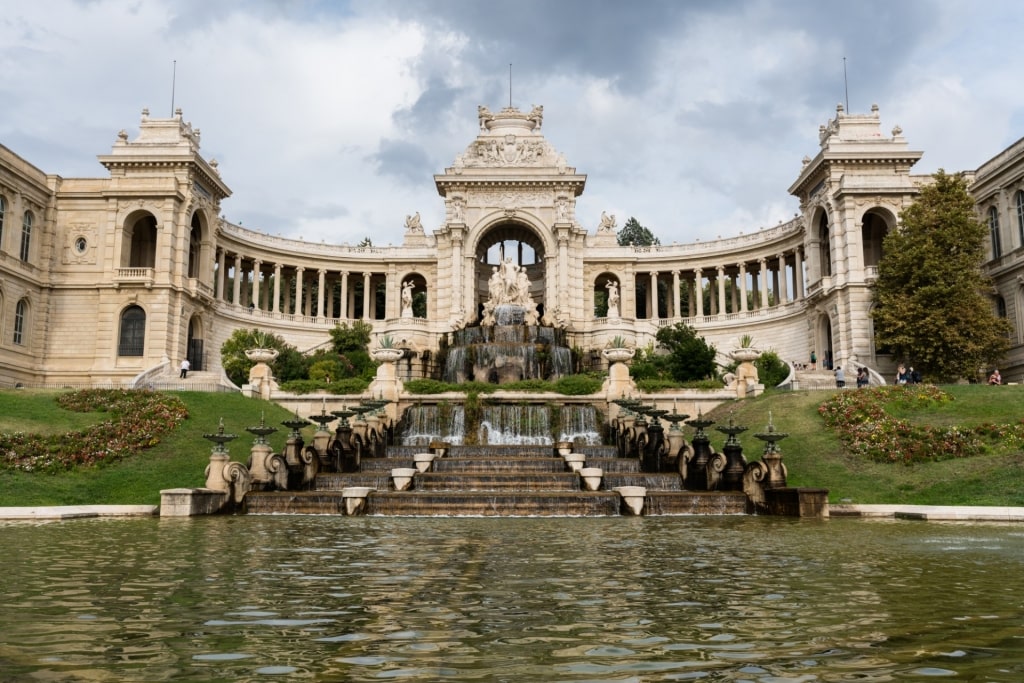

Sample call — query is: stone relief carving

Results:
[598,211,617,232]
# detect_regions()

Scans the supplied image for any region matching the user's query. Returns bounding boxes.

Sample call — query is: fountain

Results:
[202,418,250,506]
[442,260,573,384]
[245,412,286,491]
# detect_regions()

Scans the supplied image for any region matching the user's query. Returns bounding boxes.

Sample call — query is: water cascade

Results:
[399,403,602,446]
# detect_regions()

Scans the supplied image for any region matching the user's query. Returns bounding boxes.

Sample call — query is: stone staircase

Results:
[244,444,750,517]
[143,369,233,392]
[793,368,843,390]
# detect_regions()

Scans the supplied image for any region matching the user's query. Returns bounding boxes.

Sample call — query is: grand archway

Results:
[472,221,548,323]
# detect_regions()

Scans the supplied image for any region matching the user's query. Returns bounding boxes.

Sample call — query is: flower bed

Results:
[818,384,1024,464]
[1,389,189,473]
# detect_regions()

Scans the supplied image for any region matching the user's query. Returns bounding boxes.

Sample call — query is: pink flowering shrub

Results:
[818,385,1024,464]
[1,389,188,473]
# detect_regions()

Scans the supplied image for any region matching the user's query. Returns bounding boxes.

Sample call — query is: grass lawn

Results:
[0,391,309,506]
[1,385,1022,508]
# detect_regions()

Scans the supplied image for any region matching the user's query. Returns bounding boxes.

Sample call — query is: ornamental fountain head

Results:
[754,412,788,454]
[685,409,715,440]
[245,411,278,445]
[308,400,337,431]
[716,417,748,446]
[661,405,690,432]
[645,407,669,428]
[281,412,310,438]
[331,406,356,428]
[203,417,238,453]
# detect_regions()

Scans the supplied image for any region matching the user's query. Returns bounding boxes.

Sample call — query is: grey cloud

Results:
[370,138,434,184]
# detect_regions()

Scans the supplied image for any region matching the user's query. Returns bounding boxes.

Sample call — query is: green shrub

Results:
[553,375,603,395]
[755,350,789,388]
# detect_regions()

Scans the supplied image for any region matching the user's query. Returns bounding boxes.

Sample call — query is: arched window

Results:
[118,306,146,356]
[819,213,832,277]
[996,295,1007,320]
[989,206,1001,258]
[0,195,6,249]
[20,211,32,262]
[13,298,28,345]
[1016,190,1024,247]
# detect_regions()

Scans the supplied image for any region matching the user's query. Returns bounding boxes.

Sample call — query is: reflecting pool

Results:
[2,516,1023,681]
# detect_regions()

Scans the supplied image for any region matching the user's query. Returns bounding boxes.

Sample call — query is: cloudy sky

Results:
[3,0,1023,246]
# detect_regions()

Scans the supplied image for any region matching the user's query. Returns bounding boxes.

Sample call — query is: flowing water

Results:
[401,404,602,446]
[2,516,1023,682]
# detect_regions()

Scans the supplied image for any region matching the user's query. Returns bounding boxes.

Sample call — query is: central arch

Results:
[471,220,550,323]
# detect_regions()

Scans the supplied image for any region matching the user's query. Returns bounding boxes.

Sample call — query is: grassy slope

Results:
[0,391,306,506]
[1,386,1022,507]
[704,385,1024,506]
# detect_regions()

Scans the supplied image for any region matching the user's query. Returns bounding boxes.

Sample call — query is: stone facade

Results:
[0,103,1020,387]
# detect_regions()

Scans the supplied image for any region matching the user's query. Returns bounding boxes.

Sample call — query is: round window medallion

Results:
[74,237,87,253]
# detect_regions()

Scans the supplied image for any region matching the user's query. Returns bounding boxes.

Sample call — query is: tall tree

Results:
[617,217,660,246]
[872,170,1010,381]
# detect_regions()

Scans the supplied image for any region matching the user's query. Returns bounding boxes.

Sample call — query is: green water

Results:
[2,516,1022,681]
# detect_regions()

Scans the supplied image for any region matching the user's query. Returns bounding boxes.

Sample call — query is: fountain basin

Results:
[579,467,603,492]
[390,468,417,491]
[613,486,647,515]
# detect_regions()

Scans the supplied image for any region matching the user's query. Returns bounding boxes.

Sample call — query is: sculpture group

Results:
[481,257,540,326]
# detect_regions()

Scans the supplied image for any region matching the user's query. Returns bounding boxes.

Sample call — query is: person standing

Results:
[810,350,817,370]
[834,365,845,388]
[180,358,190,379]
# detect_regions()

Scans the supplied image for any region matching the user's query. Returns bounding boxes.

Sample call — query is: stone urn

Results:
[602,347,635,364]
[245,348,280,363]
[370,347,404,363]
[341,486,373,515]
[413,452,435,473]
[730,347,761,363]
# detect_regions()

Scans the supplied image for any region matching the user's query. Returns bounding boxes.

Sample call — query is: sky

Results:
[3,0,1024,247]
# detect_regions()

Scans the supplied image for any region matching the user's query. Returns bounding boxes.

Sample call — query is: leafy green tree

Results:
[872,170,1011,381]
[654,322,717,381]
[329,321,373,353]
[617,217,660,247]
[220,328,296,387]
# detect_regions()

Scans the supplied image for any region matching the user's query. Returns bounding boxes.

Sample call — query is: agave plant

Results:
[378,334,396,349]
[738,333,755,349]
[608,335,629,349]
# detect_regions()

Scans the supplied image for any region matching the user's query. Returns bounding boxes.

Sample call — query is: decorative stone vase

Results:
[413,452,435,473]
[371,348,404,363]
[730,348,761,363]
[341,486,373,515]
[579,467,603,492]
[563,453,586,472]
[391,467,417,491]
[245,348,280,363]
[602,347,635,364]
[613,486,647,515]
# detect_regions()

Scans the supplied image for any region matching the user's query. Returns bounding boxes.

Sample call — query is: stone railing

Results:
[115,267,154,287]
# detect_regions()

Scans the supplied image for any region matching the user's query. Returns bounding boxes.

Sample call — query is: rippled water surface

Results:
[2,516,1023,681]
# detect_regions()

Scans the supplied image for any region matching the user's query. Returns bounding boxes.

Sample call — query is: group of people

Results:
[895,364,921,385]
[833,364,870,389]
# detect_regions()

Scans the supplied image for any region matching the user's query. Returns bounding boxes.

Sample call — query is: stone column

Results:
[759,258,769,308]
[272,263,281,313]
[317,269,326,318]
[294,267,304,318]
[687,278,696,317]
[559,232,570,315]
[232,254,242,306]
[340,271,349,319]
[250,260,262,310]
[363,272,372,320]
[716,265,726,317]
[739,262,748,312]
[778,253,788,303]
[216,249,226,300]
[327,276,335,318]
[672,270,681,319]
[649,271,659,320]
[694,268,704,317]
[451,233,463,318]
[794,248,805,299]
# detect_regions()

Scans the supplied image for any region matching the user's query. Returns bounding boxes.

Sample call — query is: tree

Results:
[872,171,1011,381]
[655,322,717,382]
[617,217,660,247]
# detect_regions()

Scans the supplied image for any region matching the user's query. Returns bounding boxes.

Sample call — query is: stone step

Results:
[358,456,567,473]
[603,472,684,490]
[414,472,582,492]
[244,489,751,516]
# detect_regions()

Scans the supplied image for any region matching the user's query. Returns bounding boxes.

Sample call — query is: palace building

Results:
[0,103,1021,388]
